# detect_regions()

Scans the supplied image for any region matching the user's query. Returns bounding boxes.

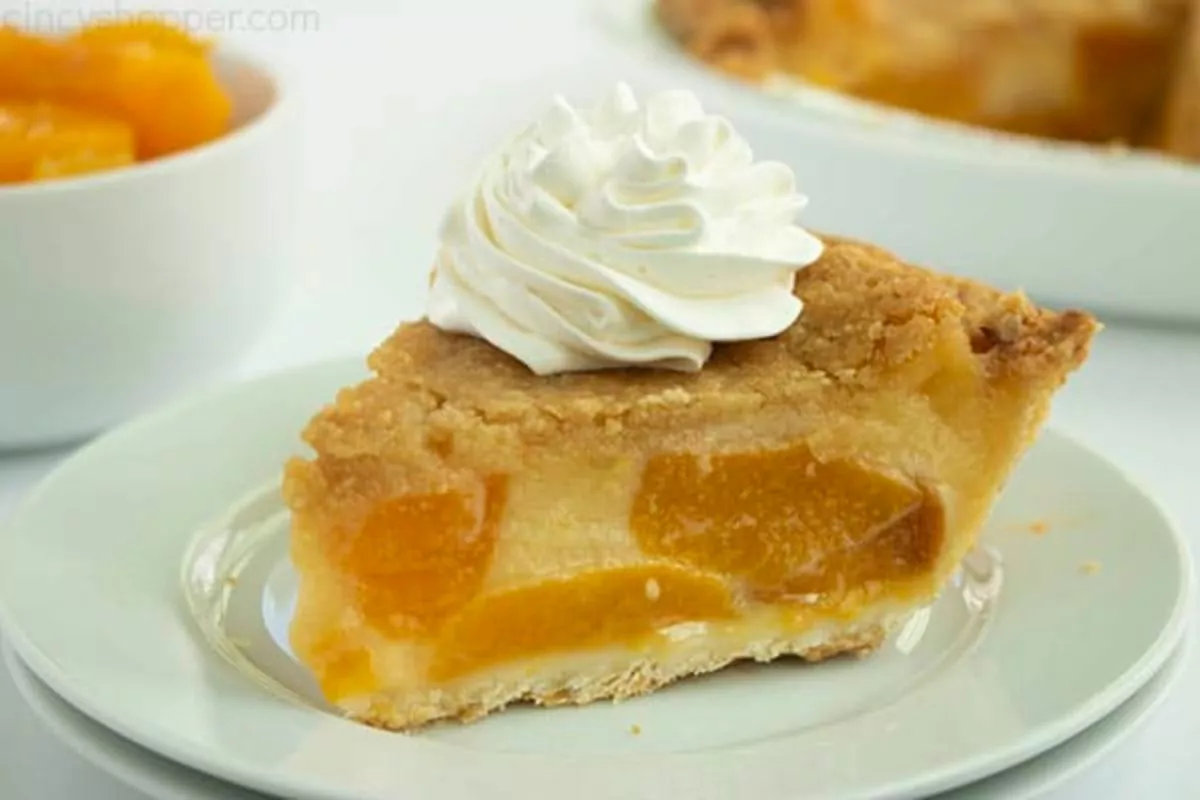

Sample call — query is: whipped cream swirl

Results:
[426,82,824,375]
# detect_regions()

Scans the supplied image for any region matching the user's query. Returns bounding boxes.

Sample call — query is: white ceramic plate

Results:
[4,644,270,800]
[0,360,1192,800]
[6,638,1188,800]
[586,0,1200,323]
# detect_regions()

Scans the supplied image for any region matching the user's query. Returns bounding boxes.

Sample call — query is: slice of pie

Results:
[657,0,1192,150]
[282,236,1096,731]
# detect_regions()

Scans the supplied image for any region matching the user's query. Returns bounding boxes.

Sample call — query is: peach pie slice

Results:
[282,237,1096,730]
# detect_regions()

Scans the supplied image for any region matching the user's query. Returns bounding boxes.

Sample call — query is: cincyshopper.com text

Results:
[0,4,322,34]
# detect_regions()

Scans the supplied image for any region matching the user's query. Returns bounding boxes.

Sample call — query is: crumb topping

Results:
[301,237,1096,460]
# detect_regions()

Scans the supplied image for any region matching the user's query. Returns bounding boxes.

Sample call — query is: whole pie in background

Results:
[1155,0,1200,159]
[656,0,1199,160]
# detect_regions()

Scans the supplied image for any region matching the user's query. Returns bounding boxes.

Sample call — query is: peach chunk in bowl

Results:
[0,22,300,449]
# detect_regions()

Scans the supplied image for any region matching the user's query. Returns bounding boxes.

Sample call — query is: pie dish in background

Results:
[587,0,1200,324]
[1154,0,1200,160]
[656,0,1197,161]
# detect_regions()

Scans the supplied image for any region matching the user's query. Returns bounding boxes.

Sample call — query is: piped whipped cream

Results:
[426,82,824,376]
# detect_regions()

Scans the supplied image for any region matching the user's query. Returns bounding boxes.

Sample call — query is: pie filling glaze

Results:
[283,238,1096,730]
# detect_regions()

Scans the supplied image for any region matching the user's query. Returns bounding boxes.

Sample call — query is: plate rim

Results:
[6,636,1190,800]
[3,643,272,800]
[0,357,1194,800]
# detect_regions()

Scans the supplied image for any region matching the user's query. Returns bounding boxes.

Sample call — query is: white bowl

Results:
[0,48,300,450]
[592,0,1200,322]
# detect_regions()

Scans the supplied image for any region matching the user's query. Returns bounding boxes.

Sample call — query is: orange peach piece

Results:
[65,41,234,159]
[68,18,215,56]
[0,101,134,184]
[631,443,944,597]
[0,24,232,160]
[429,565,738,681]
[0,27,63,98]
[331,477,507,636]
[31,148,136,181]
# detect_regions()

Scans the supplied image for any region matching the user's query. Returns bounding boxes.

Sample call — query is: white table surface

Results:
[1,2,1198,798]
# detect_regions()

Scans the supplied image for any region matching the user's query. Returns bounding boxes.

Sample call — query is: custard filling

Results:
[300,443,946,699]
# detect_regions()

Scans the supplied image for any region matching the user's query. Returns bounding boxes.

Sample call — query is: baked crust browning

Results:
[297,237,1095,469]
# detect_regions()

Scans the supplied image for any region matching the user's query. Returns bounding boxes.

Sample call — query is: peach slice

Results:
[332,477,507,636]
[0,101,134,184]
[632,443,944,598]
[430,564,737,681]
[0,22,231,162]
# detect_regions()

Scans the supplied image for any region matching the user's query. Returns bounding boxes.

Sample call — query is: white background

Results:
[0,1,1197,797]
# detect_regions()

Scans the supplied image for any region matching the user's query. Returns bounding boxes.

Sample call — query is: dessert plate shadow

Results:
[0,359,1192,800]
